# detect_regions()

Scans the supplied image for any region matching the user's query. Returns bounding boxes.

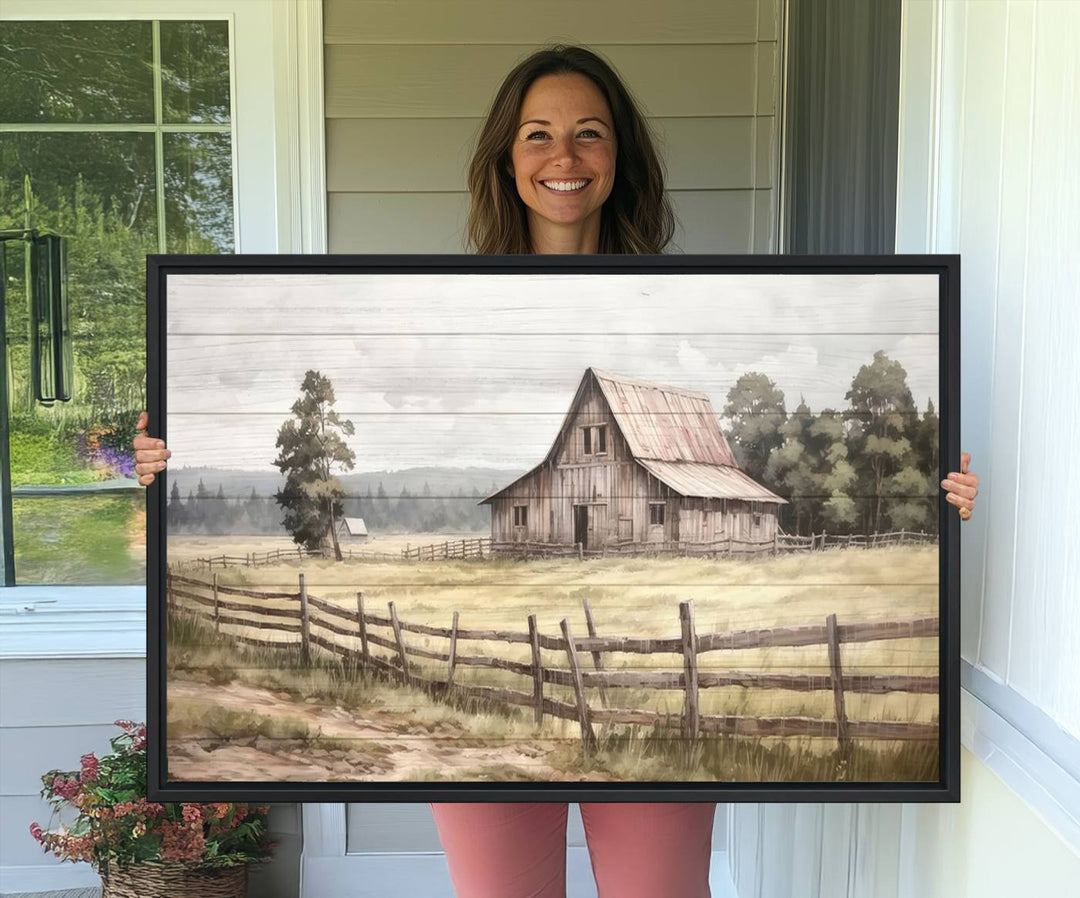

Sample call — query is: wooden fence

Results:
[402,538,492,561]
[166,572,939,756]
[174,528,937,571]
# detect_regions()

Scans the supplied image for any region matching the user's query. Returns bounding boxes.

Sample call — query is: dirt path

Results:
[167,679,608,783]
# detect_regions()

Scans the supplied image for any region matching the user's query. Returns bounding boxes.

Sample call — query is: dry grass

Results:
[166,544,941,782]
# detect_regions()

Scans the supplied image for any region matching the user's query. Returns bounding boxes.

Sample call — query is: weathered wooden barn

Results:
[481,368,789,552]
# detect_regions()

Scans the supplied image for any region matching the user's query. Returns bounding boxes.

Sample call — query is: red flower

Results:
[181,804,203,824]
[160,820,206,863]
[80,753,100,782]
[52,777,80,801]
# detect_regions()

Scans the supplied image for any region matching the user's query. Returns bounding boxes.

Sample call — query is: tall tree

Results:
[764,397,816,533]
[273,370,356,560]
[722,372,787,483]
[845,350,916,532]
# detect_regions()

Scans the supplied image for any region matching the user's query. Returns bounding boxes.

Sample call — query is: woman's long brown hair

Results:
[465,45,677,254]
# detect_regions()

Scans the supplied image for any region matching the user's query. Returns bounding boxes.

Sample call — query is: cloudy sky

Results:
[164,272,940,472]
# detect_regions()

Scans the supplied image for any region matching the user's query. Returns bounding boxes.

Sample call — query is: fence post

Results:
[581,598,609,708]
[822,528,827,550]
[560,619,596,753]
[528,614,543,725]
[356,591,369,668]
[773,526,778,556]
[388,601,410,684]
[826,612,851,759]
[679,601,700,741]
[299,573,311,667]
[447,610,459,690]
[212,572,220,634]
[577,541,583,562]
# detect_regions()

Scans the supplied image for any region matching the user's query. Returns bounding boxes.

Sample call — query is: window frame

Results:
[0,0,326,656]
[581,423,608,457]
[648,501,665,527]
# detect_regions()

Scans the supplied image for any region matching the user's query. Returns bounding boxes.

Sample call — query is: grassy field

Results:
[169,531,483,562]
[166,541,941,782]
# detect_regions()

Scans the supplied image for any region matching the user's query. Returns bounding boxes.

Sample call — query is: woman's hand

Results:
[941,451,979,521]
[133,410,170,487]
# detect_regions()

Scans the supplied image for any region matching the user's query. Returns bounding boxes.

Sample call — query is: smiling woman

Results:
[507,73,618,253]
[465,45,674,255]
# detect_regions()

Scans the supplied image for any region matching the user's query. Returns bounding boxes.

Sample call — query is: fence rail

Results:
[167,571,940,756]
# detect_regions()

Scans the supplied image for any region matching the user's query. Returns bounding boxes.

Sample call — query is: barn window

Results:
[513,505,528,527]
[582,424,607,456]
[649,502,665,526]
[752,501,762,526]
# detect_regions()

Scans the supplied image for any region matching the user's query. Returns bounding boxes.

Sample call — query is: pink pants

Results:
[430,802,716,898]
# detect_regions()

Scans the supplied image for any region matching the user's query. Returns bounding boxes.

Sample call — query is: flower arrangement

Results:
[30,720,276,879]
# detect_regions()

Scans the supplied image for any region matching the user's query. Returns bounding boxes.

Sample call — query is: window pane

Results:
[12,493,145,584]
[0,21,154,124]
[1,131,156,432]
[160,21,231,124]
[164,132,235,253]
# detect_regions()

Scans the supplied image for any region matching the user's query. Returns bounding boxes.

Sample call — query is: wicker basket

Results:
[100,861,247,897]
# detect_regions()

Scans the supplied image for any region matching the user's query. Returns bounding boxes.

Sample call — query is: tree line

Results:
[722,350,939,535]
[166,479,494,535]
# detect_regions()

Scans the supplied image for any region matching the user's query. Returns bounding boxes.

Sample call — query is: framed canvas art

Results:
[147,254,960,803]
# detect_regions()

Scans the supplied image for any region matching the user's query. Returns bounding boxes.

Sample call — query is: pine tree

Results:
[273,370,357,559]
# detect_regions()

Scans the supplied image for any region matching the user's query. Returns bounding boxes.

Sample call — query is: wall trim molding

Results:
[961,677,1080,854]
[272,0,328,254]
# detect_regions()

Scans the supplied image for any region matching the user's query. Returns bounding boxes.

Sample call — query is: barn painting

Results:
[482,367,788,554]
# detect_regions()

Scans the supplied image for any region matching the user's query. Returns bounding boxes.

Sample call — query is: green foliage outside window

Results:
[0,19,233,584]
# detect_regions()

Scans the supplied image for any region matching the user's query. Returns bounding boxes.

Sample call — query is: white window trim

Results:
[0,0,326,658]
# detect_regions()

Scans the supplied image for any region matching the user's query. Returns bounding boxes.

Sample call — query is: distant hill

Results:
[165,465,525,499]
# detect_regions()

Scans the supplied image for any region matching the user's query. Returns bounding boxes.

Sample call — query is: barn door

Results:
[573,505,588,550]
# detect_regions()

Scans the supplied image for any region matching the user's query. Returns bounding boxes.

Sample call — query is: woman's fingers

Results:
[940,477,978,499]
[944,491,975,511]
[133,410,170,486]
[942,453,978,521]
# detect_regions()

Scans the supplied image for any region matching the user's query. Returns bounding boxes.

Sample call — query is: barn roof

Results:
[636,460,788,504]
[589,368,738,466]
[480,367,787,505]
[339,517,368,536]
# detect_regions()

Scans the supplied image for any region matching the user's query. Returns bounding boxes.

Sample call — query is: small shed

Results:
[337,517,369,542]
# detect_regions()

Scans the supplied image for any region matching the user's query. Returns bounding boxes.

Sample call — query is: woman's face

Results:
[508,72,617,238]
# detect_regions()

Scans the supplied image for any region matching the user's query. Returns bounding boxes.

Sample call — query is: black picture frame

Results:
[147,253,960,803]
